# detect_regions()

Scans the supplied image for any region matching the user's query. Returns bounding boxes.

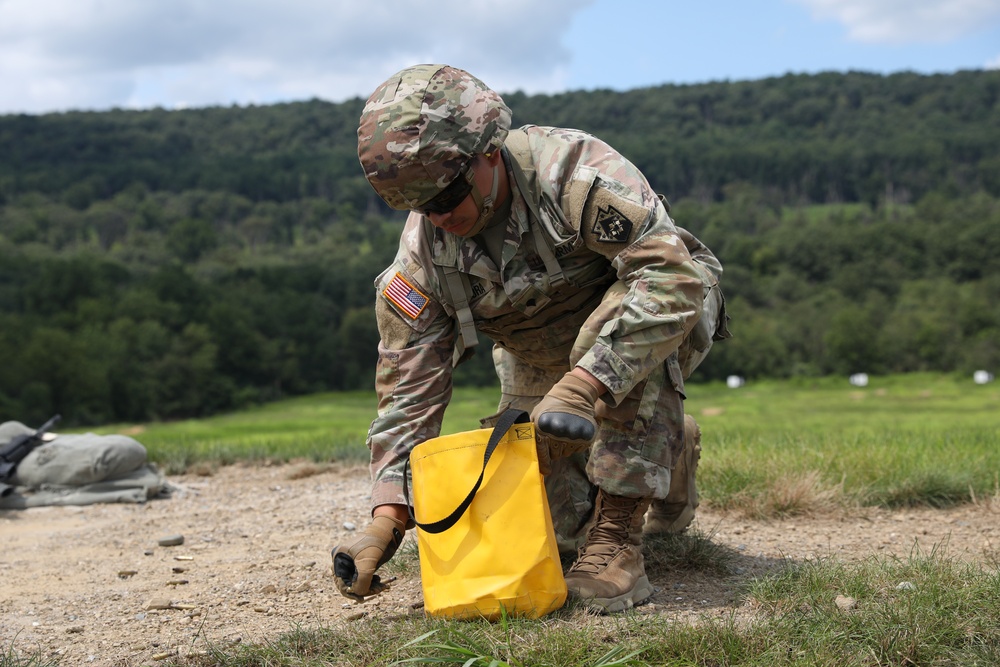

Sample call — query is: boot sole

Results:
[571,574,655,614]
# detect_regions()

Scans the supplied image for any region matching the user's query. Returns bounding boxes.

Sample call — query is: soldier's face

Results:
[425,153,507,236]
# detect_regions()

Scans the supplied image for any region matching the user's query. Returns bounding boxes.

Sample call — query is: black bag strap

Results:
[403,408,530,534]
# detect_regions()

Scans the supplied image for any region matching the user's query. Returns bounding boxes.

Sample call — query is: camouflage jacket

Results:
[367,125,709,509]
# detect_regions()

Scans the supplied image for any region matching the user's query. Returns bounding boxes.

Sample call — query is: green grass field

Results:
[93,371,1000,514]
[689,372,1000,512]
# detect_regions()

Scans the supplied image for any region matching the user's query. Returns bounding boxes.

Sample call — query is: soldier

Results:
[332,64,729,614]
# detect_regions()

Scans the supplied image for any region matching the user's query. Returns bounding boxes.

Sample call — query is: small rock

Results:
[895,581,917,591]
[343,522,357,531]
[66,626,85,634]
[145,599,174,611]
[835,595,857,611]
[118,570,138,579]
[260,584,277,594]
[158,535,185,547]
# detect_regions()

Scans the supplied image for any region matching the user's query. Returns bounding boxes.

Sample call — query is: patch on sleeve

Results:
[581,179,650,254]
[591,205,633,243]
[383,272,428,319]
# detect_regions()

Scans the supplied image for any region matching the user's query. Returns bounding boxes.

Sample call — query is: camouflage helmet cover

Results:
[357,64,512,210]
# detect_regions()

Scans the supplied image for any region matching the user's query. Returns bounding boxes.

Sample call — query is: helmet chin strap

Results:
[458,162,500,238]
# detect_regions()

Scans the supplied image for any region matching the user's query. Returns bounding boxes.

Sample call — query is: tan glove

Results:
[331,515,405,602]
[530,372,600,474]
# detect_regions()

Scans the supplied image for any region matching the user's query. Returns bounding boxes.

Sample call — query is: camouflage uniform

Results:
[367,122,728,543]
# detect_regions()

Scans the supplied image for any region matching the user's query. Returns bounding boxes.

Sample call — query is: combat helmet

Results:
[357,64,512,211]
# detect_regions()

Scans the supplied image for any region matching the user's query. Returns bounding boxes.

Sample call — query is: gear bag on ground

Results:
[0,421,167,508]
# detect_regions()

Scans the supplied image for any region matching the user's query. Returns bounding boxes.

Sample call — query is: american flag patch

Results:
[383,273,428,319]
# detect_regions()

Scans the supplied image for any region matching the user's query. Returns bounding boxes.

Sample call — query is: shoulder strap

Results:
[530,222,566,288]
[440,266,478,366]
[504,129,566,288]
[504,129,542,222]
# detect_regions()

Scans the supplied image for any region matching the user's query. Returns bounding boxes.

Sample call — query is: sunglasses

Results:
[417,163,474,215]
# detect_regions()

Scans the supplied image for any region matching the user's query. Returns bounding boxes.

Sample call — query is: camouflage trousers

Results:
[481,346,683,549]
[480,281,726,549]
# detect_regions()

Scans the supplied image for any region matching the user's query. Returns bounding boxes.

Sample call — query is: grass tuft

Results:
[879,472,980,509]
[384,537,422,579]
[0,643,58,667]
[643,528,738,577]
[743,470,845,519]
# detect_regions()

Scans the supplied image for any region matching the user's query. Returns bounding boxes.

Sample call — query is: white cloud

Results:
[791,0,1000,43]
[988,53,1000,68]
[0,0,593,114]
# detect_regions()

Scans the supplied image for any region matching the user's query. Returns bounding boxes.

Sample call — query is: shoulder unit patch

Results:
[383,272,429,319]
[591,205,634,243]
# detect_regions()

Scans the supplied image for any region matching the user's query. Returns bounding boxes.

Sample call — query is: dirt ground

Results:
[2,462,999,667]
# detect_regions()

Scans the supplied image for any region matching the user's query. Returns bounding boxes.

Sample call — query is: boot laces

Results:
[569,497,638,574]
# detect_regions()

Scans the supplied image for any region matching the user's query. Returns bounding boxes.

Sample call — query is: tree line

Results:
[1,69,998,425]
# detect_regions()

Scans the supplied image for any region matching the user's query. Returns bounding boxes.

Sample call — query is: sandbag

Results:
[0,421,167,509]
[407,409,567,620]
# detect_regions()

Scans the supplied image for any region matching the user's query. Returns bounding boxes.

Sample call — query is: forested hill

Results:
[2,69,999,208]
[1,70,998,426]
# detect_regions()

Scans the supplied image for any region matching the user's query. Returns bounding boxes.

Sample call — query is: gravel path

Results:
[2,463,998,666]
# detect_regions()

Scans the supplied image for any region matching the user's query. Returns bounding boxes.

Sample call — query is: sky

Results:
[1,0,999,115]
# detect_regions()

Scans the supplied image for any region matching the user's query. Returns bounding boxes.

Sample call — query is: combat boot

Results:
[644,414,701,535]
[564,490,653,613]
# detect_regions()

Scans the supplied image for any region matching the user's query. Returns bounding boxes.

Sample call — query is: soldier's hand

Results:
[531,372,601,474]
[331,515,405,602]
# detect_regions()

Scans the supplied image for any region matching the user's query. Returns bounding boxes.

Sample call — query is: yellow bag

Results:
[406,409,567,620]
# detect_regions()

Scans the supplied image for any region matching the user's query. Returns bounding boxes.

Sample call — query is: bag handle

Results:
[403,408,530,534]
